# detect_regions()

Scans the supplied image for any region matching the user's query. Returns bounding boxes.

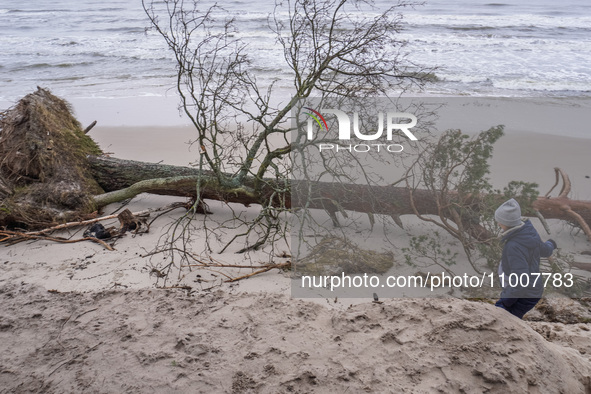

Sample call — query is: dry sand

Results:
[2,97,591,392]
[2,283,591,393]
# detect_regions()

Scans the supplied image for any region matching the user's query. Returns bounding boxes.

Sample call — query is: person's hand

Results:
[547,239,557,249]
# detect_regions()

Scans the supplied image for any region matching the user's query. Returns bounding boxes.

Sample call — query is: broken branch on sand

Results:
[23,203,184,236]
[0,203,188,250]
[181,261,292,282]
[0,229,114,250]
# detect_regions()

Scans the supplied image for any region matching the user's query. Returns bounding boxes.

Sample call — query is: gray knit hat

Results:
[495,198,522,227]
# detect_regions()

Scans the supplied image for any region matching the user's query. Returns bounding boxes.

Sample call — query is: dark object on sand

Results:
[83,223,112,239]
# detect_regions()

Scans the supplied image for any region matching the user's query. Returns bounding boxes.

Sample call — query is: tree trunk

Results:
[88,156,265,207]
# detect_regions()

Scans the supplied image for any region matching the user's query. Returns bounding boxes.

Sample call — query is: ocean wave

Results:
[404,13,591,30]
[95,8,126,12]
[5,8,71,14]
[47,75,87,82]
[88,26,146,34]
[433,71,591,93]
[13,62,95,71]
[448,26,497,31]
[226,30,277,40]
[22,63,54,69]
[56,62,94,68]
[1,0,590,101]
[57,41,80,46]
[492,79,591,93]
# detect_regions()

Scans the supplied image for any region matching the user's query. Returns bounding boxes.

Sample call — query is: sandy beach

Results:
[2,0,591,390]
[2,282,591,393]
[2,96,591,393]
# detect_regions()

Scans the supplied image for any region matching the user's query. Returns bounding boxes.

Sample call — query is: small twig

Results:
[181,263,279,269]
[56,313,74,350]
[159,285,193,290]
[79,237,114,250]
[45,235,114,250]
[206,269,234,281]
[75,308,99,321]
[48,342,102,377]
[225,262,292,283]
[180,260,291,283]
[225,266,276,282]
[1,231,114,250]
[147,202,190,227]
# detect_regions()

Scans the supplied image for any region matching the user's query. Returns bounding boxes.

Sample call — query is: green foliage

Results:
[406,125,544,277]
[474,240,502,271]
[402,232,459,271]
[500,180,539,214]
[298,236,394,276]
[423,125,504,196]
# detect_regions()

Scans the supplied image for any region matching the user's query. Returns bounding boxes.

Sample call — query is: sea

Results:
[1,0,590,125]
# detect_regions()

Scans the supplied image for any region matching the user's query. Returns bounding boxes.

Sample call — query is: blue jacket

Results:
[499,220,555,305]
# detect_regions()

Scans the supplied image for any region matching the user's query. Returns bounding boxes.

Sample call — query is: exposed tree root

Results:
[534,167,591,242]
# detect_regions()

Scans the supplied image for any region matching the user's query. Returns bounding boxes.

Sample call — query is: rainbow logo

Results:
[304,107,328,131]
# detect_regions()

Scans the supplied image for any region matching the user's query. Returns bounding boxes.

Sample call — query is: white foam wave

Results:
[404,13,591,30]
[2,0,591,102]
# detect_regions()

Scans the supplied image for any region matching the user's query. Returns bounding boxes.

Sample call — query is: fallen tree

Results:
[1,89,590,243]
[3,88,591,295]
[87,155,591,241]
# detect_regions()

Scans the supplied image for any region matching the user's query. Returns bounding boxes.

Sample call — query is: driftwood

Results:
[20,204,181,236]
[0,229,114,250]
[183,260,292,283]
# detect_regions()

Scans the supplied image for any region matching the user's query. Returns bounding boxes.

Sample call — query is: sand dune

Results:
[1,282,590,393]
